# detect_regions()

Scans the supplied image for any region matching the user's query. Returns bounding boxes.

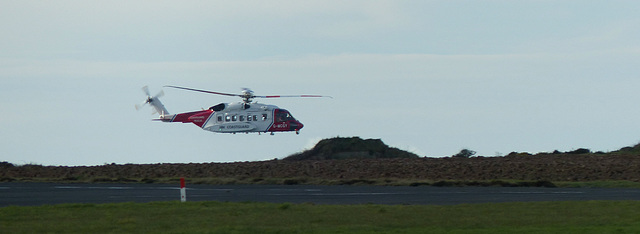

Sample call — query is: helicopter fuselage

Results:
[156,102,304,134]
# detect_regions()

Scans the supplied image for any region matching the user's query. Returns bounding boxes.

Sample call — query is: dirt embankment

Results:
[3,137,640,185]
[2,154,640,183]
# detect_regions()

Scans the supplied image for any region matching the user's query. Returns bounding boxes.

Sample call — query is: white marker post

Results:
[180,177,187,202]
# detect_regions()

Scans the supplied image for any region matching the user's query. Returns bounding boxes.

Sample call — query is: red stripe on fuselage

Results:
[171,110,213,128]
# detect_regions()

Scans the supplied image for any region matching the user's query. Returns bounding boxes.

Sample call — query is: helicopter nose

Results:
[291,121,303,130]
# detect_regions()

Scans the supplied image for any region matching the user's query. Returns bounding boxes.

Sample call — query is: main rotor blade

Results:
[164,85,239,97]
[258,95,333,99]
[166,85,332,100]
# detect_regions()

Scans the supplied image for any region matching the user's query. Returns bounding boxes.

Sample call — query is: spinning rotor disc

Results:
[165,85,331,104]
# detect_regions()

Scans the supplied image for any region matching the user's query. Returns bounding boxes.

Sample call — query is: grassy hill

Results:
[283,137,420,161]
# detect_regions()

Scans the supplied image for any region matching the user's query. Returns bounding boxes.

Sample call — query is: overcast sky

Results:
[2,1,640,166]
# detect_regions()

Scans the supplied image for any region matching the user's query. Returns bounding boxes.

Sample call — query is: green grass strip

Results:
[2,201,640,233]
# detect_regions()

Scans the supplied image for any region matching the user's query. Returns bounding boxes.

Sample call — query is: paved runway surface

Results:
[2,183,640,207]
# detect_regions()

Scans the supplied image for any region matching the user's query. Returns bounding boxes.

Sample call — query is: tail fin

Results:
[136,86,170,116]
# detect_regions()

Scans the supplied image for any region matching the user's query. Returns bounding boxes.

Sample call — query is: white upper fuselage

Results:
[159,102,304,134]
[203,102,278,133]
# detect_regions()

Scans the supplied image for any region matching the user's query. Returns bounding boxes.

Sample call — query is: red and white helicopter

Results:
[136,86,330,135]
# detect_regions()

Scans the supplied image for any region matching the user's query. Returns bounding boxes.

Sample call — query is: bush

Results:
[566,148,591,154]
[0,161,14,168]
[452,149,476,158]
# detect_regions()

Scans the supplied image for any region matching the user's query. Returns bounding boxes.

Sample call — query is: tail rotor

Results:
[136,86,169,115]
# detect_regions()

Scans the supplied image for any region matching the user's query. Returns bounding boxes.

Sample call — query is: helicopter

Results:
[136,85,331,135]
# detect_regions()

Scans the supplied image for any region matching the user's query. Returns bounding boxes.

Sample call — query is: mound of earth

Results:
[283,137,419,161]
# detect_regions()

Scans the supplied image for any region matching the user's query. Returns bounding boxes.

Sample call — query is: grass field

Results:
[2,200,640,233]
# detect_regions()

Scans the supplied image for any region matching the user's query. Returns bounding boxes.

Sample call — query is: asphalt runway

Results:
[2,183,640,207]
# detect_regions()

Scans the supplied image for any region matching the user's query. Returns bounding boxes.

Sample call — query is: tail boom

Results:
[156,110,213,128]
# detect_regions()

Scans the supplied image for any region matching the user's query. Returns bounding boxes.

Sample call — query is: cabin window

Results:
[262,114,268,121]
[252,115,258,121]
[217,115,223,122]
[232,115,237,121]
[225,115,231,122]
[239,115,245,121]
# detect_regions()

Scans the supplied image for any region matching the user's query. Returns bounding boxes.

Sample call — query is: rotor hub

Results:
[240,89,255,103]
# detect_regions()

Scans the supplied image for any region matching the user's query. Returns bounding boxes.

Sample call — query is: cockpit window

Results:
[275,110,295,122]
